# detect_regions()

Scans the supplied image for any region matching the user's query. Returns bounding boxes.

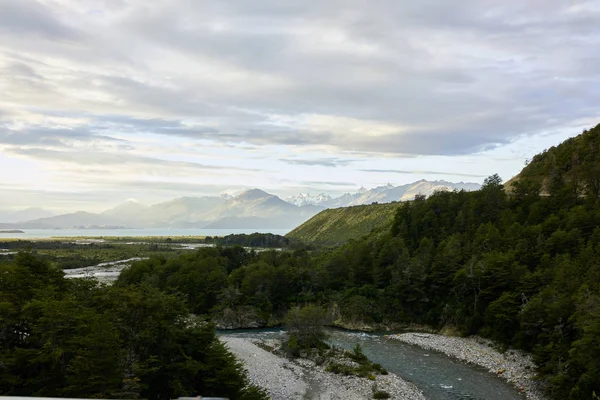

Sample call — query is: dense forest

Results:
[2,124,600,399]
[118,124,600,399]
[0,252,268,399]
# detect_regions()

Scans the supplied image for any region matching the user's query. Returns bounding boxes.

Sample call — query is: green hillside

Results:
[507,122,600,196]
[286,202,400,246]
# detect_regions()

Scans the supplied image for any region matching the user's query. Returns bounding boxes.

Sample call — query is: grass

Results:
[49,235,208,242]
[0,240,195,269]
[286,203,400,246]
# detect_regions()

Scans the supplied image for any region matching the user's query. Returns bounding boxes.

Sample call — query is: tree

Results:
[0,253,268,400]
[284,305,328,352]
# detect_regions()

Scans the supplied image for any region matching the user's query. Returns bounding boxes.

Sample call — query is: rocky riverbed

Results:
[221,336,426,400]
[63,257,148,283]
[389,332,547,400]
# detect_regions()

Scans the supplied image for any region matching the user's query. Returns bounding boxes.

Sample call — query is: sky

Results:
[0,0,599,212]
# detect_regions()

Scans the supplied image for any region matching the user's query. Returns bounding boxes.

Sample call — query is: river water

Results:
[220,329,525,400]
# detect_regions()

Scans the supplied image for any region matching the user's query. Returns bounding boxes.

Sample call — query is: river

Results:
[220,329,525,400]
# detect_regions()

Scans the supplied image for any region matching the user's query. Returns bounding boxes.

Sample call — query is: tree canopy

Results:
[0,253,267,400]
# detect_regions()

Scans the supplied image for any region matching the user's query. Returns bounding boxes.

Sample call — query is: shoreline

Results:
[217,325,548,399]
[221,336,425,400]
[388,332,547,400]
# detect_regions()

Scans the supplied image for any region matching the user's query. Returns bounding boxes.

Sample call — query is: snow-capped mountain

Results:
[1,180,481,230]
[286,193,333,207]
[301,180,481,208]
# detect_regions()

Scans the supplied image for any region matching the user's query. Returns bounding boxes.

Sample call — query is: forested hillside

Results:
[118,123,600,400]
[508,123,600,197]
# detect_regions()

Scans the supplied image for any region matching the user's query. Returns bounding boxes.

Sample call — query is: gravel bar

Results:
[388,332,547,400]
[221,336,425,400]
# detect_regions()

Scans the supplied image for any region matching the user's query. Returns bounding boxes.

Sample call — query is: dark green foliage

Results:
[325,362,355,375]
[284,305,329,352]
[509,123,600,201]
[373,390,391,399]
[325,344,387,378]
[204,233,290,248]
[106,123,600,399]
[0,253,267,400]
[349,344,369,363]
[118,248,228,314]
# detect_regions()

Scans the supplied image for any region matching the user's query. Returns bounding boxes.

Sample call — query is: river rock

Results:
[221,336,426,400]
[389,332,548,400]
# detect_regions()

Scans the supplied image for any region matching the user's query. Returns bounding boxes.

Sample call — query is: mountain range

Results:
[0,180,480,230]
[0,207,55,224]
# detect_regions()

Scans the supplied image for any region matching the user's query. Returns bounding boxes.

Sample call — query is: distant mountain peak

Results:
[291,179,481,208]
[5,180,482,230]
[0,207,55,224]
[286,192,333,207]
[235,188,272,201]
[102,200,148,216]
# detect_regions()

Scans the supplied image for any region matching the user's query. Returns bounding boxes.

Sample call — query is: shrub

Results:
[326,362,354,376]
[373,390,391,399]
[285,305,328,350]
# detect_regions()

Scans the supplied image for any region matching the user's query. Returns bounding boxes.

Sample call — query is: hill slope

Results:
[286,202,399,246]
[506,122,600,196]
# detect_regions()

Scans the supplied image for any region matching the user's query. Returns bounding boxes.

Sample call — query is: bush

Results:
[349,344,368,363]
[285,305,328,350]
[373,390,391,399]
[326,362,354,375]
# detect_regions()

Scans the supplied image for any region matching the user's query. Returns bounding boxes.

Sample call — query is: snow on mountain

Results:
[295,180,481,208]
[286,193,333,207]
[6,180,481,229]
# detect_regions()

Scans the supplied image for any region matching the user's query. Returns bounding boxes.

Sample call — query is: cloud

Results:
[360,169,487,179]
[300,180,356,187]
[280,157,354,167]
[1,0,599,209]
[0,0,80,40]
[112,180,248,194]
[5,146,263,173]
[0,0,598,157]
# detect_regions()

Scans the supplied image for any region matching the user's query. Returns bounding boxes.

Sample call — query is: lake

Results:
[0,228,290,239]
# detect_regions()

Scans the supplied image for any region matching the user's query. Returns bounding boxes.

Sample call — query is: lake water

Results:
[0,228,290,239]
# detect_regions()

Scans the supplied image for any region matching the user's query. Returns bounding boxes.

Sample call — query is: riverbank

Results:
[221,336,425,400]
[63,257,148,283]
[389,332,547,400]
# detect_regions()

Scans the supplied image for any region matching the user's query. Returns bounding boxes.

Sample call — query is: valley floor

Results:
[221,336,426,400]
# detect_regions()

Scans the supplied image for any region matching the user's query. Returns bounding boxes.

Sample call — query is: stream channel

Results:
[219,328,525,400]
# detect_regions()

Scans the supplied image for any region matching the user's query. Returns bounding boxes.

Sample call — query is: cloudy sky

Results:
[1,0,599,212]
